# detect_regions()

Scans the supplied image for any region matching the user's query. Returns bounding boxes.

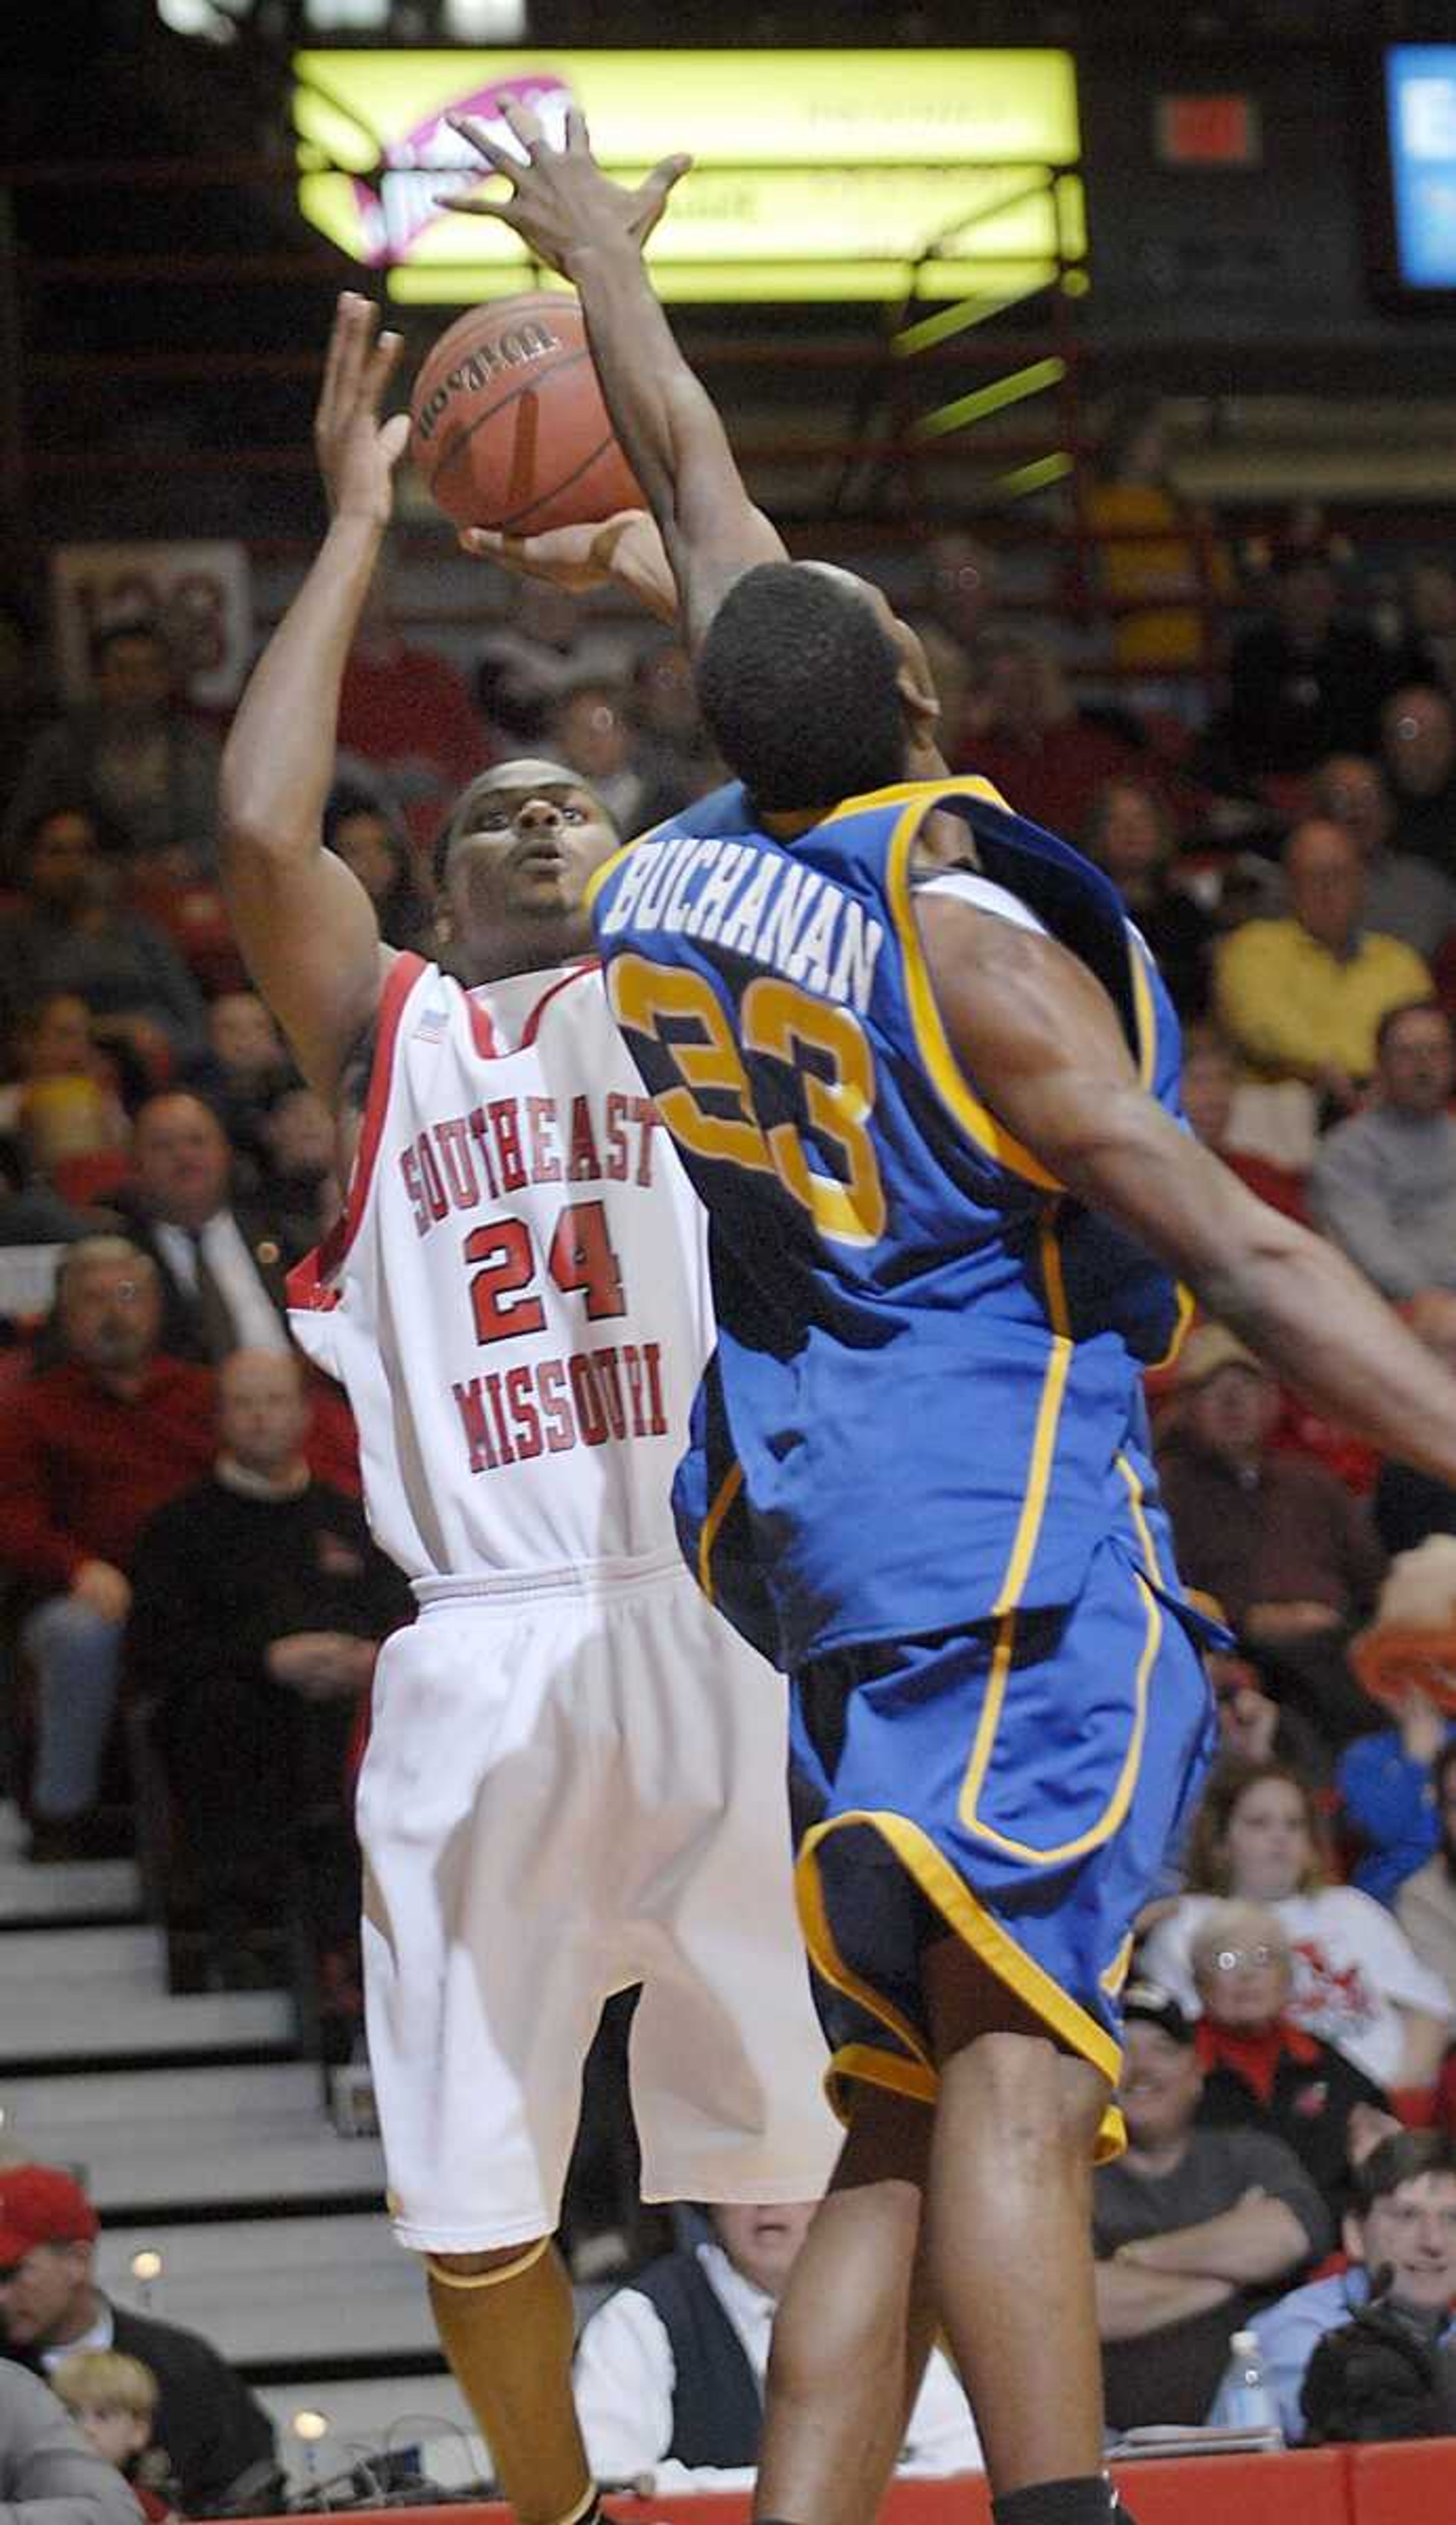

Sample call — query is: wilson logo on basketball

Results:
[413,319,562,446]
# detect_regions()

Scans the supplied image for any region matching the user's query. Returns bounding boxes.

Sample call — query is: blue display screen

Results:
[1387,44,1456,290]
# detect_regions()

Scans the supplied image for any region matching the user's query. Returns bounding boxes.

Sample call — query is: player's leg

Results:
[426,2243,595,2525]
[356,1595,615,2525]
[752,2084,937,2525]
[921,1940,1114,2520]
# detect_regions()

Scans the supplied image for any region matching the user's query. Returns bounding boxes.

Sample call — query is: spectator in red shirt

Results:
[0,1235,214,1857]
[1189,1900,1397,2220]
[1178,1023,1309,1219]
[955,631,1144,841]
[335,567,490,854]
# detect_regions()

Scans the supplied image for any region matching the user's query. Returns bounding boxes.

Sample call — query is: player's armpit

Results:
[915,890,1456,1488]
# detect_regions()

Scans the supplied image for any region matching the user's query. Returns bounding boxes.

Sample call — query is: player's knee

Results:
[952,2027,1094,2159]
[426,2239,547,2283]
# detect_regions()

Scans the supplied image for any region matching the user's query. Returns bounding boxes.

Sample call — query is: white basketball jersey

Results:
[289,953,715,1582]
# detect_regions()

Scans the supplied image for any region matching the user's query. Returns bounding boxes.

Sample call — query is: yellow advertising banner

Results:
[293,49,1084,304]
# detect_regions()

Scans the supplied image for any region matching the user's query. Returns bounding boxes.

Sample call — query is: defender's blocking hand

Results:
[439,101,690,275]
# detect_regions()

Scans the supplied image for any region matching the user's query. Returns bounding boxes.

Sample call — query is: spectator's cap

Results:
[0,2164,99,2264]
[1171,1323,1271,1392]
[1122,1982,1194,2045]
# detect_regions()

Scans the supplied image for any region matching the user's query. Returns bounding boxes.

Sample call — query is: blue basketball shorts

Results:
[789,1533,1216,2160]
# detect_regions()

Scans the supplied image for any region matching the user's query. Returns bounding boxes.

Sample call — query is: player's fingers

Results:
[500,99,548,158]
[565,107,592,156]
[362,326,404,410]
[317,290,363,431]
[458,527,508,558]
[643,152,693,203]
[435,191,524,230]
[447,112,521,181]
[337,292,380,418]
[380,412,412,471]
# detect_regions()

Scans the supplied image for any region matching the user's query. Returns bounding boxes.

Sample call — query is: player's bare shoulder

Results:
[915,881,1134,1081]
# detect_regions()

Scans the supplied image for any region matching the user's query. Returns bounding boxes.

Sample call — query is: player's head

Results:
[695,561,939,817]
[434,760,620,982]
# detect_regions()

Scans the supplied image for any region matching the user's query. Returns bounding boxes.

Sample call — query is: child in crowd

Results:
[52,2347,178,2521]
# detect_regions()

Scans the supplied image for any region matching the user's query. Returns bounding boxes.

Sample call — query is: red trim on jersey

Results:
[464,990,501,1060]
[287,951,425,1312]
[520,957,599,1046]
[462,957,599,1059]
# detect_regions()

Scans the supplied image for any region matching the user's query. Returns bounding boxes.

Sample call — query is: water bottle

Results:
[1214,2329,1283,2440]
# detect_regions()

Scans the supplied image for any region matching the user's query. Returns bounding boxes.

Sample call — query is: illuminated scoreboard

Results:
[292,49,1084,305]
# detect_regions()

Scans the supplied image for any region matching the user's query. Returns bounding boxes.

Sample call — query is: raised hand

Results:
[439,101,690,277]
[315,292,411,524]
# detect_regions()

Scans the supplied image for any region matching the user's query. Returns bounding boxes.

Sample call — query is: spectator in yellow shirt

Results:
[1215,817,1432,1116]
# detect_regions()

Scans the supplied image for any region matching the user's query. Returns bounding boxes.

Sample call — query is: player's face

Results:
[1352,2174,1456,2312]
[444,769,617,978]
[800,562,937,761]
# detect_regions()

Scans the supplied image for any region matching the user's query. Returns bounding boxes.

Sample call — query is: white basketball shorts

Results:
[356,1548,840,2252]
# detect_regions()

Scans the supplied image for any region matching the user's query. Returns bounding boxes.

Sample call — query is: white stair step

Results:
[0,2063,383,2210]
[0,1926,292,2064]
[0,1852,141,1924]
[97,2214,434,2369]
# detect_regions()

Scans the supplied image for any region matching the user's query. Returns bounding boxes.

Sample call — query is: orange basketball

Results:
[409,291,642,535]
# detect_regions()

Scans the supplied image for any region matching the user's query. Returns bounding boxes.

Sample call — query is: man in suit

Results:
[0,2166,278,2516]
[107,1091,290,1361]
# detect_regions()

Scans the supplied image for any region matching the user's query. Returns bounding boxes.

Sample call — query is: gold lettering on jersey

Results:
[597,835,884,1017]
[399,1089,660,1238]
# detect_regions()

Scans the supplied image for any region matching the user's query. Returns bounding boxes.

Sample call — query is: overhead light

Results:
[302,0,392,28]
[156,0,238,39]
[444,0,529,35]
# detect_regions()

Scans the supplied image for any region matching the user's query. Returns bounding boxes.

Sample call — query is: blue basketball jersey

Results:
[588,776,1194,1675]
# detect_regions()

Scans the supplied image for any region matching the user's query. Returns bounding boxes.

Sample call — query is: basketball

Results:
[409,291,642,536]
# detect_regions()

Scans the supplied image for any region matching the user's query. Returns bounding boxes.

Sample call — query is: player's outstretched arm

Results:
[220,294,406,1105]
[442,104,784,649]
[917,892,1456,1488]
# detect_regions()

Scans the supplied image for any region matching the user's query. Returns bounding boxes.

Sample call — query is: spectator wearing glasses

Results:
[1189,1901,1397,2221]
